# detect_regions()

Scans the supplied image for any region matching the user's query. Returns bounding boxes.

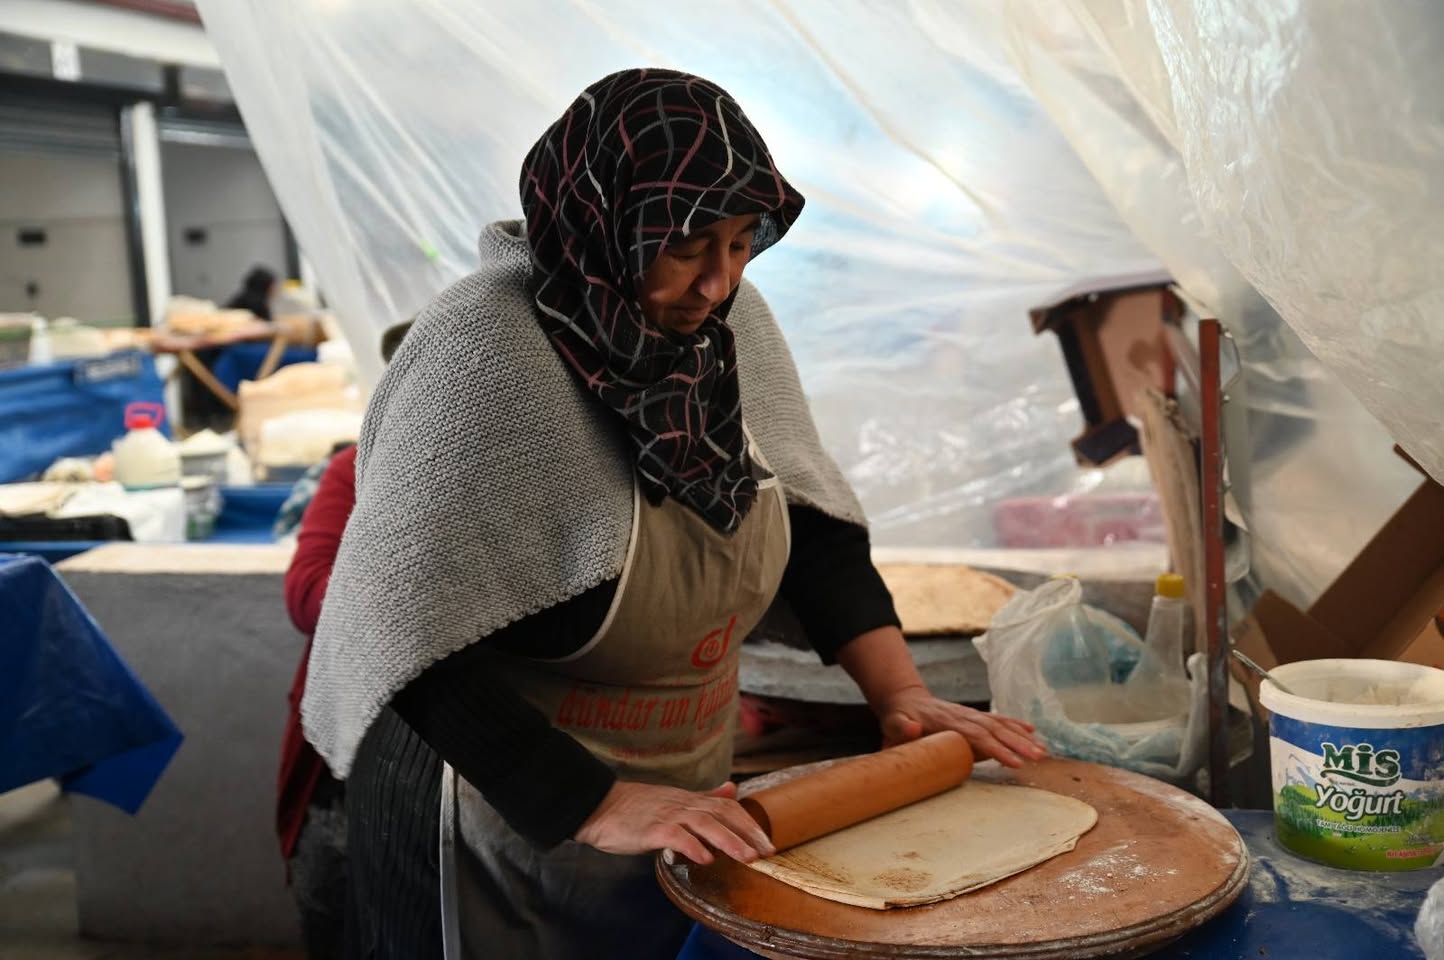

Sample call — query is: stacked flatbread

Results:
[876,564,1016,636]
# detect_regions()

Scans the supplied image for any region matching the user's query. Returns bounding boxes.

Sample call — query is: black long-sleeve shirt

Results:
[391,503,897,848]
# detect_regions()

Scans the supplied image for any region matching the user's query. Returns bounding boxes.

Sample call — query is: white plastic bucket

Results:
[1260,658,1444,871]
[181,449,229,486]
[179,429,232,486]
[181,477,221,541]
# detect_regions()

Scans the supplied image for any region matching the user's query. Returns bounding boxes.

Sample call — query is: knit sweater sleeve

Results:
[390,580,619,849]
[780,503,900,664]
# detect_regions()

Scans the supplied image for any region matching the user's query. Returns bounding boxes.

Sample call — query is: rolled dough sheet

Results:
[745,782,1097,909]
[876,563,1016,636]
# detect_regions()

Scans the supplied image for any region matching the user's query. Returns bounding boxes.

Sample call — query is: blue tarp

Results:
[0,553,182,813]
[210,341,317,394]
[0,352,166,484]
[212,483,289,536]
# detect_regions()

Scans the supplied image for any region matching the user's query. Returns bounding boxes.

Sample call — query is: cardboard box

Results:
[1029,272,1178,466]
[1403,620,1444,671]
[1232,455,1444,710]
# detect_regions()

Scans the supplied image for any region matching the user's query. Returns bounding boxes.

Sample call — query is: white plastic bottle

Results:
[1123,573,1191,719]
[112,402,181,489]
[28,316,52,365]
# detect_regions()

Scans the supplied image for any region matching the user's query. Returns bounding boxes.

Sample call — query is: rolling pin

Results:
[740,730,974,851]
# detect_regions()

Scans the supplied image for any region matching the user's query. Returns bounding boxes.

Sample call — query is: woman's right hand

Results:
[573,780,775,865]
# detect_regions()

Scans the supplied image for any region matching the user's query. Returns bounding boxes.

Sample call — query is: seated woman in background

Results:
[179,265,281,431]
[227,265,279,321]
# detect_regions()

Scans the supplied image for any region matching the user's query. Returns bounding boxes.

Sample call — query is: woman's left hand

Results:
[875,684,1047,767]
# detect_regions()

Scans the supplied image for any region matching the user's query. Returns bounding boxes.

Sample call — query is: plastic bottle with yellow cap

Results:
[1122,573,1191,719]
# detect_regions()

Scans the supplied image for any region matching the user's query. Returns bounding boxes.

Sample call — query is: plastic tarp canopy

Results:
[1004,0,1434,605]
[0,352,167,484]
[195,0,1443,605]
[0,553,182,814]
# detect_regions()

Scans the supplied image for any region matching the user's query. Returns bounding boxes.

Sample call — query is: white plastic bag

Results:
[975,577,1208,785]
[1418,876,1444,960]
[53,483,187,544]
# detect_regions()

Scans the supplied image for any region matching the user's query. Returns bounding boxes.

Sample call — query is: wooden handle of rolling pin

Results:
[739,730,974,851]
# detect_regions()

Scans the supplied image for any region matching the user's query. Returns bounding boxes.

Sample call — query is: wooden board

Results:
[658,758,1247,959]
[875,563,1016,636]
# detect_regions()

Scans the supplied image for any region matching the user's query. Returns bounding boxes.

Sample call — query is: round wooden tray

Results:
[658,757,1248,959]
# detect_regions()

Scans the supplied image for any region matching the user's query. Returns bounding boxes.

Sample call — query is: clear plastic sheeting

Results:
[1005,0,1424,604]
[1146,1,1444,489]
[194,0,1161,549]
[195,0,1442,572]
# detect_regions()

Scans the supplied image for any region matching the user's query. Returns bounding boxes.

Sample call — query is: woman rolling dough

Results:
[302,67,1044,960]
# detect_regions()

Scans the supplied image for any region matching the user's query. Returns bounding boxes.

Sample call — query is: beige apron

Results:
[440,435,790,959]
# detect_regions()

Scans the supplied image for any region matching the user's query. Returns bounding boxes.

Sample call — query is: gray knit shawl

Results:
[303,220,865,776]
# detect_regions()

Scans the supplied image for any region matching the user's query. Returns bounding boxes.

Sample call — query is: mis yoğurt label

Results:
[1270,715,1444,871]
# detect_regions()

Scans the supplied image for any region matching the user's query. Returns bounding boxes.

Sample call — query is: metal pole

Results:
[1199,318,1230,807]
[120,101,171,327]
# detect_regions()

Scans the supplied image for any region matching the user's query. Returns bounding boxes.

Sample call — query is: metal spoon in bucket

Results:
[1230,648,1298,696]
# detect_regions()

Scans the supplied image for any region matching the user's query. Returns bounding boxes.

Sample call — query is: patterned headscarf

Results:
[520,68,804,533]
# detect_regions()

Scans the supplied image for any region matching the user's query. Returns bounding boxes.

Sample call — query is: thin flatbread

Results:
[877,563,1016,636]
[746,782,1097,909]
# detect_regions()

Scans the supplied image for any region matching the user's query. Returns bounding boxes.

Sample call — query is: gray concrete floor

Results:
[0,782,302,960]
